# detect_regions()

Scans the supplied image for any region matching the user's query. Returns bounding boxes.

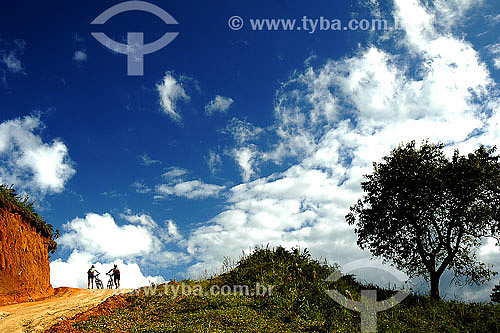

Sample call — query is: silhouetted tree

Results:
[346,141,500,301]
[491,283,500,303]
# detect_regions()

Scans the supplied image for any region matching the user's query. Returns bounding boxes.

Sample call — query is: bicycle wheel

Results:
[96,279,103,289]
[107,278,114,289]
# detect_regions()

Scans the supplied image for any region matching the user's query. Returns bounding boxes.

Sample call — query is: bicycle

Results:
[94,272,104,289]
[106,272,114,289]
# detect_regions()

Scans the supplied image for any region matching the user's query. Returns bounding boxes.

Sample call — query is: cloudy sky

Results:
[1,0,500,300]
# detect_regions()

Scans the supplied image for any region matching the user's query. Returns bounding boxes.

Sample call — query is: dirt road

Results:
[0,287,133,332]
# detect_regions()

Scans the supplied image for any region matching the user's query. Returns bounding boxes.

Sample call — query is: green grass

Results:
[0,184,58,253]
[73,246,500,332]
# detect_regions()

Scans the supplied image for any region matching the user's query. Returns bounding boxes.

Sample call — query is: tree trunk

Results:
[430,272,441,301]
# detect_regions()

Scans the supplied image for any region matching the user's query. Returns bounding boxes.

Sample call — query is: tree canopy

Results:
[491,283,500,303]
[346,141,500,300]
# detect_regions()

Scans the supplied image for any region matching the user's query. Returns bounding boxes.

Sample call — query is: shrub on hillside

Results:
[0,184,58,254]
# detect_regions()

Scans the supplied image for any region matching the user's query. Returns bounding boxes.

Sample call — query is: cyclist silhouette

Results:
[87,265,100,289]
[107,264,121,289]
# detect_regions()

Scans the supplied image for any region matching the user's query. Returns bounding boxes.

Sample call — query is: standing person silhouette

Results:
[107,264,121,289]
[87,265,99,289]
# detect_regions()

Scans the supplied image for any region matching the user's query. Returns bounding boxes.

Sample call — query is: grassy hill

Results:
[71,246,500,332]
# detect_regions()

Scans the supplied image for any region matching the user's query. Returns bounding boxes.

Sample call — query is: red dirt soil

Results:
[47,293,130,332]
[0,209,54,306]
[0,287,133,332]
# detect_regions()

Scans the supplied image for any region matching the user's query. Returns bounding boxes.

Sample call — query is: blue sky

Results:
[2,0,500,301]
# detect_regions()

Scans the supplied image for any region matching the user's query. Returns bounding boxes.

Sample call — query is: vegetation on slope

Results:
[0,184,58,253]
[71,246,500,332]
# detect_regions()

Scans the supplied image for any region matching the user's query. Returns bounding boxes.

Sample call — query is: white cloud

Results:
[432,0,482,29]
[223,118,264,145]
[139,153,161,166]
[205,95,234,115]
[121,213,184,244]
[0,39,26,86]
[181,0,500,301]
[52,212,188,288]
[304,52,318,66]
[479,237,499,257]
[73,50,87,62]
[222,118,265,181]
[156,72,190,123]
[233,147,258,182]
[59,213,158,259]
[486,43,500,69]
[206,151,222,174]
[166,220,183,241]
[121,212,159,228]
[162,167,188,179]
[154,166,225,199]
[74,34,84,42]
[156,180,225,199]
[0,39,25,74]
[494,58,500,70]
[2,52,23,73]
[132,181,151,194]
[0,115,75,196]
[50,251,165,289]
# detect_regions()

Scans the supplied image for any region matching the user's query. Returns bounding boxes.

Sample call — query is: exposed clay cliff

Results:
[0,207,54,305]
